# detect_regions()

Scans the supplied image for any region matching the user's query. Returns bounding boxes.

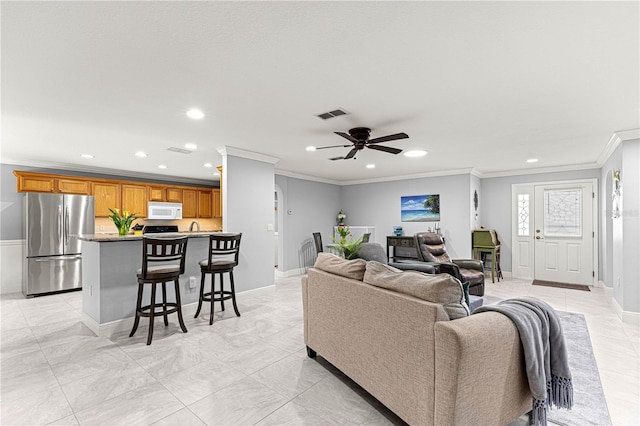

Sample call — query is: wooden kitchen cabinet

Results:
[148,186,165,201]
[198,190,213,218]
[57,178,91,195]
[15,172,55,193]
[122,184,148,218]
[213,188,221,218]
[166,187,182,202]
[92,182,121,217]
[182,189,198,218]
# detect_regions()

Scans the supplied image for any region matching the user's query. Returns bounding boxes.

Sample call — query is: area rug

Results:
[509,311,611,426]
[533,279,591,292]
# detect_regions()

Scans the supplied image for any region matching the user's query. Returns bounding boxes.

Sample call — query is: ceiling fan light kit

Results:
[314,127,409,161]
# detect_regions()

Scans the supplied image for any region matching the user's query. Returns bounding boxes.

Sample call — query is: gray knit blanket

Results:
[474,297,573,425]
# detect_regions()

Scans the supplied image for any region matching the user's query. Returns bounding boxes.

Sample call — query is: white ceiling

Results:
[2,1,639,185]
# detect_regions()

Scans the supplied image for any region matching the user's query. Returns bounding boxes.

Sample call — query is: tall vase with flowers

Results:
[332,226,363,259]
[108,208,138,236]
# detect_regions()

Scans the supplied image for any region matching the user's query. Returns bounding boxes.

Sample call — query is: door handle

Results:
[65,206,70,249]
[536,236,544,240]
[33,255,82,262]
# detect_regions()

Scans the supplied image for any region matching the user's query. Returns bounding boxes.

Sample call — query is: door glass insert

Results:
[544,189,581,237]
[517,194,530,236]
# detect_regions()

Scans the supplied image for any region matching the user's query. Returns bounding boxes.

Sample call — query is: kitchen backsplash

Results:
[94,217,222,233]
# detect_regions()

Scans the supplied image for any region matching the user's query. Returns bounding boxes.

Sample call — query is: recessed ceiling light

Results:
[135,151,148,157]
[80,154,94,159]
[306,146,317,152]
[366,164,376,169]
[184,143,198,150]
[404,150,428,158]
[186,109,204,119]
[527,158,539,163]
[204,163,213,168]
[157,165,167,169]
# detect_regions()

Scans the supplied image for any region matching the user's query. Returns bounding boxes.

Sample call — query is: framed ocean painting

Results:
[401,194,440,222]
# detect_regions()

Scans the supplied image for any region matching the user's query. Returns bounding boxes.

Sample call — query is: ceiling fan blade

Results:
[315,144,352,150]
[367,144,402,155]
[329,156,345,161]
[368,132,409,144]
[344,148,359,159]
[334,131,359,144]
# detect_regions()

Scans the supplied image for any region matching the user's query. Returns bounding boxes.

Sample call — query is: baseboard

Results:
[0,240,24,294]
[277,267,307,278]
[611,296,640,325]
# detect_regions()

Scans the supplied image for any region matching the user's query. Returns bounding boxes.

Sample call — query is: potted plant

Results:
[108,208,138,236]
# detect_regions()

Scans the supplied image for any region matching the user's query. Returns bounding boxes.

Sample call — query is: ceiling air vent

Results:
[167,147,192,154]
[316,109,348,120]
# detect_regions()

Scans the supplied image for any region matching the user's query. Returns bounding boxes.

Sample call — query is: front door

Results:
[512,179,596,286]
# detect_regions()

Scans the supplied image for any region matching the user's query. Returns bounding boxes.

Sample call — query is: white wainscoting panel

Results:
[1,240,24,294]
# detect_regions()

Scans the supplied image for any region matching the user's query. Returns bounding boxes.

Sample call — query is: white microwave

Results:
[147,202,183,220]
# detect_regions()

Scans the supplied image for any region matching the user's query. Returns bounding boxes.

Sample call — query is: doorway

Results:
[511,179,597,286]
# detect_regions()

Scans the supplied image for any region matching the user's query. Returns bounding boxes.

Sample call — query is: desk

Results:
[386,236,419,262]
[472,229,502,282]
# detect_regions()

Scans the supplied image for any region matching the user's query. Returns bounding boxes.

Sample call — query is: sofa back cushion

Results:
[314,252,367,281]
[363,261,470,320]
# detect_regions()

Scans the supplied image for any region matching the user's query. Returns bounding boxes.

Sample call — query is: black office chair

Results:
[195,233,242,325]
[130,236,189,345]
[312,232,323,254]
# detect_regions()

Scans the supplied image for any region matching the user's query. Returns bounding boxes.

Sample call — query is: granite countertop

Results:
[77,231,222,242]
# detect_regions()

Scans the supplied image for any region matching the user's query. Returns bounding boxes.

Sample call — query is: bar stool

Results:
[129,236,189,345]
[195,233,242,325]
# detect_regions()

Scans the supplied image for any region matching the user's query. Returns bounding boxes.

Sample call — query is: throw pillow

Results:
[314,253,367,281]
[461,281,470,308]
[363,261,470,320]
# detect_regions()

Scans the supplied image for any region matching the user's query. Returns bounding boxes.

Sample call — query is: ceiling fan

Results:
[315,127,409,160]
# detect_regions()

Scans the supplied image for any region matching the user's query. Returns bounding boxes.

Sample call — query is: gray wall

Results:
[600,144,623,290]
[480,168,601,273]
[274,175,341,272]
[224,155,276,291]
[340,174,473,259]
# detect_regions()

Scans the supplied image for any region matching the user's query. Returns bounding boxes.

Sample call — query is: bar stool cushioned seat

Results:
[195,233,242,325]
[130,236,189,345]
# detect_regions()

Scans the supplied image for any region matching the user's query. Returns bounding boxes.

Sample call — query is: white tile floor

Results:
[1,275,639,425]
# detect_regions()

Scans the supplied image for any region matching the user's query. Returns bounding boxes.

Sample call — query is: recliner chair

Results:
[414,232,485,296]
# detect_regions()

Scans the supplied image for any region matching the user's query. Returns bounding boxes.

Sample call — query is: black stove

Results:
[143,225,179,234]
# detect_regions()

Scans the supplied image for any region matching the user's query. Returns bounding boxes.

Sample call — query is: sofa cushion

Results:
[363,261,470,320]
[314,253,367,281]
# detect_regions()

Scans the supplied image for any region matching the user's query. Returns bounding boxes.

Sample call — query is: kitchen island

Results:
[78,232,220,336]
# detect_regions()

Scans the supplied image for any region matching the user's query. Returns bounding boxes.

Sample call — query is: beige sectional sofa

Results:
[302,255,532,426]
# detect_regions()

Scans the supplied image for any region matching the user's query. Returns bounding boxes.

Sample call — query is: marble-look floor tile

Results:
[0,326,41,356]
[74,382,184,425]
[60,362,157,412]
[1,307,29,331]
[31,320,96,348]
[158,356,247,406]
[292,374,386,425]
[1,348,50,380]
[151,408,205,426]
[218,340,291,375]
[22,304,81,328]
[188,376,288,425]
[46,414,79,425]
[50,344,136,385]
[41,336,115,366]
[251,352,330,399]
[126,338,209,379]
[254,401,329,426]
[260,324,305,354]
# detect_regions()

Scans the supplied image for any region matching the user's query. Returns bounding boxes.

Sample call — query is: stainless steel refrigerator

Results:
[23,193,95,297]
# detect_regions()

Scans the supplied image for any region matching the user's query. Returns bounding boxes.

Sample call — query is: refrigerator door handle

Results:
[32,255,83,262]
[58,205,63,245]
[64,206,70,249]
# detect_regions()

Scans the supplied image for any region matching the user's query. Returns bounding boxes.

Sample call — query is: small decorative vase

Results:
[118,225,130,236]
[341,237,346,244]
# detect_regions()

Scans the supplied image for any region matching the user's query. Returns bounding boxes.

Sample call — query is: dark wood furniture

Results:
[386,236,419,262]
[195,233,242,325]
[130,236,189,345]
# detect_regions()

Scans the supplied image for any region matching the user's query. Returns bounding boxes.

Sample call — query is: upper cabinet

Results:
[182,189,198,218]
[198,190,213,218]
[14,170,220,220]
[166,187,182,203]
[92,182,121,217]
[122,184,148,218]
[148,186,165,202]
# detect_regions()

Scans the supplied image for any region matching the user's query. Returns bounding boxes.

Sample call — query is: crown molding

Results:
[217,146,280,165]
[274,169,342,185]
[479,162,600,179]
[2,158,218,186]
[596,129,640,167]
